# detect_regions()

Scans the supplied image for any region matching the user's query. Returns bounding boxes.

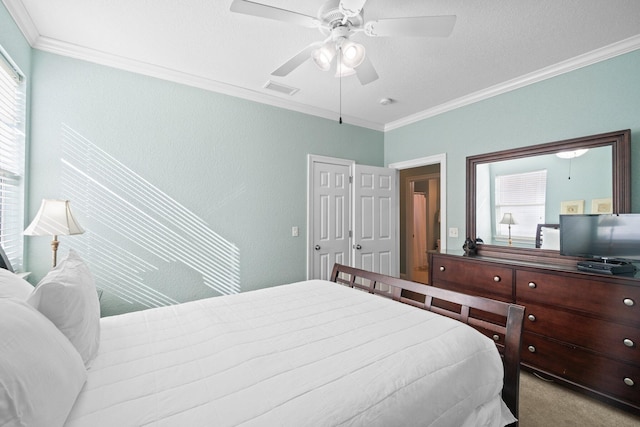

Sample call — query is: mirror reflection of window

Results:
[495,170,547,244]
[469,131,628,252]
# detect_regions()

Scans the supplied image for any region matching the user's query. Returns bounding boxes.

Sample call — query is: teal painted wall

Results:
[4,2,640,316]
[25,50,383,316]
[0,3,30,73]
[385,50,640,250]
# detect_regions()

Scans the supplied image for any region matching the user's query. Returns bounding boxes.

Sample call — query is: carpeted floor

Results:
[518,371,640,426]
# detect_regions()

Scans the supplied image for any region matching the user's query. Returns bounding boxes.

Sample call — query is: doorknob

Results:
[355,244,362,250]
[314,245,321,251]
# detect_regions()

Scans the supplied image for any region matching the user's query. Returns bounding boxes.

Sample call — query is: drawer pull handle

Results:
[528,282,537,289]
[528,345,536,353]
[528,314,536,322]
[492,334,500,341]
[623,377,635,387]
[439,266,445,272]
[493,276,501,282]
[623,298,635,307]
[623,339,635,348]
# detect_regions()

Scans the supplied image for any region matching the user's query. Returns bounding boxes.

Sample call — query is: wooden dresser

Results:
[428,251,640,414]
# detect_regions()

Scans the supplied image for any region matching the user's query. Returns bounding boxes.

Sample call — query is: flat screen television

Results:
[560,214,640,274]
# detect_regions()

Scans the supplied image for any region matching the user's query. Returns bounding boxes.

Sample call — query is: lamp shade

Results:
[24,199,84,236]
[311,43,336,71]
[340,40,365,68]
[499,213,517,225]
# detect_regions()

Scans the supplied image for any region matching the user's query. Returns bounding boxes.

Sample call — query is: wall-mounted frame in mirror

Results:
[466,129,631,262]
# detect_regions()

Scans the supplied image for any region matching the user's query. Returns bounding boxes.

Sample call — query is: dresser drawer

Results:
[522,332,640,407]
[516,270,640,325]
[431,255,513,300]
[523,303,640,365]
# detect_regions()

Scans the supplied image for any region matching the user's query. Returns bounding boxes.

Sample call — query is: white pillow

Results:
[28,249,101,365]
[0,267,33,299]
[0,298,87,427]
[541,227,560,250]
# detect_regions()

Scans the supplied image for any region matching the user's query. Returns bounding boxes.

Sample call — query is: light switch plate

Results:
[292,226,299,237]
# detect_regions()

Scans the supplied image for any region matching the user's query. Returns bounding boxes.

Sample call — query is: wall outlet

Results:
[291,226,299,237]
[449,227,459,238]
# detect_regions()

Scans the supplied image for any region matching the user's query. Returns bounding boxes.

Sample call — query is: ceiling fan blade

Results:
[230,0,320,28]
[339,0,368,17]
[272,43,320,77]
[364,15,457,37]
[355,55,378,85]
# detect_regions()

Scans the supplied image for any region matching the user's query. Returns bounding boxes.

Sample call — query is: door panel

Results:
[310,160,351,280]
[353,164,397,278]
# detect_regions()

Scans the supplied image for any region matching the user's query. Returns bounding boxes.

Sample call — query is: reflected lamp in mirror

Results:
[499,213,517,246]
[24,199,84,268]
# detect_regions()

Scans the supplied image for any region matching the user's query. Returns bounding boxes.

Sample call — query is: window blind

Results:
[495,170,547,239]
[0,49,25,271]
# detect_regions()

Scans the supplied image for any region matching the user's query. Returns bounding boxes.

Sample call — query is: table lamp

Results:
[499,213,517,246]
[24,199,84,267]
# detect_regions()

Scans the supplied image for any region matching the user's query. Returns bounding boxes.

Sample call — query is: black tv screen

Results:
[560,214,640,262]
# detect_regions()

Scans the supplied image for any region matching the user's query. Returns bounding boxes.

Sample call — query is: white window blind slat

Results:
[0,48,25,271]
[495,170,547,240]
[0,51,21,82]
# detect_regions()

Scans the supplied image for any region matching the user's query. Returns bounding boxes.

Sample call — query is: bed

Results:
[1,253,524,427]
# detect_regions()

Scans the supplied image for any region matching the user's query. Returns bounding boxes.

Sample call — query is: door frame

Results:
[389,153,448,255]
[307,154,355,279]
[405,173,440,281]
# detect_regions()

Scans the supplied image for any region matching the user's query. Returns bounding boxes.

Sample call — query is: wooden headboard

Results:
[330,263,524,426]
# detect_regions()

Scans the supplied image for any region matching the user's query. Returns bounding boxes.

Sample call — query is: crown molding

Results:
[384,34,640,132]
[31,36,385,131]
[4,0,638,133]
[37,31,640,134]
[2,0,39,44]
[1,0,382,131]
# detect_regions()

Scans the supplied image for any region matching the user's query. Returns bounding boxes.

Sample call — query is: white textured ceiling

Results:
[4,0,640,131]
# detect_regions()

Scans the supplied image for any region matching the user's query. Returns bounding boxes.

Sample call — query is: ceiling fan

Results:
[230,0,457,85]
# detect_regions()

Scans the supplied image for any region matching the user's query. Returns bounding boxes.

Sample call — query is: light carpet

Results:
[518,371,640,426]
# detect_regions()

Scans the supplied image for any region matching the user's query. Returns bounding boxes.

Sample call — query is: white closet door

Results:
[309,159,351,280]
[352,164,398,277]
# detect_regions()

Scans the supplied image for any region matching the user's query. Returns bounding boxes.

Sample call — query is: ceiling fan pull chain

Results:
[339,46,343,124]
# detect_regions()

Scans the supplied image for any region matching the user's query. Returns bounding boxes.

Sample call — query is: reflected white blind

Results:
[0,49,25,270]
[495,170,547,239]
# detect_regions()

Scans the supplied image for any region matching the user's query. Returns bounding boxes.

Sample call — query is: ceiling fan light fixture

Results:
[340,40,365,68]
[556,149,589,159]
[335,59,356,77]
[311,43,336,71]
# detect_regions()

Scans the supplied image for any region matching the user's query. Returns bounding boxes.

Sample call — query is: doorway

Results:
[405,173,440,283]
[389,154,447,284]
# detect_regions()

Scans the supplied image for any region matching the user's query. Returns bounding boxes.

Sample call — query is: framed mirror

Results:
[466,129,631,260]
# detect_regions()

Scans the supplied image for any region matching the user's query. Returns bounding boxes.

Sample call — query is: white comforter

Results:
[65,280,516,427]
